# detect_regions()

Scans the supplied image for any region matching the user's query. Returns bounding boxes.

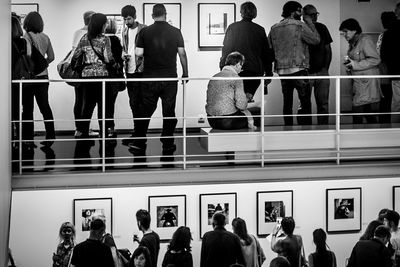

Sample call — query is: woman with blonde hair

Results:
[52,222,76,267]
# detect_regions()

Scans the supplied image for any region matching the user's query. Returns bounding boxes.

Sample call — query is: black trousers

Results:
[239,70,262,96]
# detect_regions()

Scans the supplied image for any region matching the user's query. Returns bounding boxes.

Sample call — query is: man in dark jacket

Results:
[347,225,392,267]
[200,212,245,267]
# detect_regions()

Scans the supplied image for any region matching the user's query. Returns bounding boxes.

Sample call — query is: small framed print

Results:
[326,188,362,234]
[148,195,186,241]
[256,191,293,237]
[11,3,39,25]
[199,192,237,238]
[393,186,400,214]
[198,3,236,49]
[105,14,125,42]
[73,198,112,242]
[143,3,182,29]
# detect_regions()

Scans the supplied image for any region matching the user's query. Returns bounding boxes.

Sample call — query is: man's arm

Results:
[301,15,320,45]
[178,47,189,80]
[323,44,332,71]
[135,47,144,57]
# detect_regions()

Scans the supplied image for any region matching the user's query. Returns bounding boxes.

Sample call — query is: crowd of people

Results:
[11,1,400,157]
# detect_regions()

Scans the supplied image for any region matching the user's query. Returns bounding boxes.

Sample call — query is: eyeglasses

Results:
[308,12,320,16]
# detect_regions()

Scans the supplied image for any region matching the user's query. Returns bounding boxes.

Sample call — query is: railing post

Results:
[182,79,187,170]
[260,78,265,167]
[102,80,106,172]
[18,81,23,175]
[335,77,341,165]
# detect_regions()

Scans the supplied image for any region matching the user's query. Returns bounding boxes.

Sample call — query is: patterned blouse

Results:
[53,242,74,267]
[72,33,114,77]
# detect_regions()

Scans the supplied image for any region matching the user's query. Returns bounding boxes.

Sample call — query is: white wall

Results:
[9,177,400,267]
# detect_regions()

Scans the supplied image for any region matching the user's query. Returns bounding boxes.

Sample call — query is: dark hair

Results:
[136,209,151,230]
[169,226,192,252]
[232,217,252,246]
[105,18,117,34]
[378,208,389,222]
[212,212,226,227]
[270,256,291,267]
[374,225,391,239]
[12,16,23,39]
[381,11,397,30]
[282,1,302,18]
[240,2,257,20]
[153,4,166,17]
[360,220,383,240]
[87,13,107,40]
[339,18,362,34]
[225,52,245,66]
[131,246,152,267]
[384,210,400,227]
[23,11,44,33]
[313,228,327,253]
[281,217,295,236]
[83,11,95,26]
[90,218,105,231]
[121,5,136,18]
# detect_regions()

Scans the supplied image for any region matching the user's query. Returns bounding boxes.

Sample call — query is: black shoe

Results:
[128,144,146,156]
[40,140,54,147]
[162,144,176,155]
[122,135,134,146]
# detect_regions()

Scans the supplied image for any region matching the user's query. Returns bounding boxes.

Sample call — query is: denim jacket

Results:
[269,18,320,73]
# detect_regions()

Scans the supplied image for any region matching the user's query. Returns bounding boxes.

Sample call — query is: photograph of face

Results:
[157,206,178,228]
[81,208,105,231]
[207,203,229,225]
[334,198,354,219]
[264,201,285,222]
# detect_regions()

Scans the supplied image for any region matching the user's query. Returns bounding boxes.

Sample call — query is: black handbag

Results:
[26,32,49,75]
[12,41,35,80]
[57,50,84,87]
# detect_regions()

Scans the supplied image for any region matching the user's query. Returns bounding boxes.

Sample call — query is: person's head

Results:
[373,225,391,245]
[240,2,257,20]
[303,4,319,23]
[395,2,400,19]
[89,218,106,239]
[312,228,327,252]
[105,18,117,34]
[121,5,136,28]
[136,209,151,231]
[212,212,226,229]
[383,210,400,230]
[83,11,95,26]
[270,256,291,267]
[225,51,245,74]
[281,217,295,236]
[169,226,192,252]
[152,4,167,20]
[23,11,44,33]
[232,217,250,244]
[87,13,107,40]
[381,11,397,30]
[58,222,76,243]
[360,220,383,240]
[282,1,302,20]
[339,18,362,42]
[132,246,151,267]
[11,16,23,39]
[378,208,389,222]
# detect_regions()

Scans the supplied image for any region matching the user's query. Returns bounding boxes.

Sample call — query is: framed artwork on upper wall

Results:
[326,188,361,234]
[11,3,39,25]
[73,198,112,242]
[256,190,293,237]
[199,192,237,238]
[148,195,186,241]
[105,14,125,42]
[143,3,182,29]
[393,186,400,214]
[198,3,236,50]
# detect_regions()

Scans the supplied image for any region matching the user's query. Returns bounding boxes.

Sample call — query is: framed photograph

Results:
[393,186,400,214]
[11,3,39,24]
[199,192,237,238]
[198,3,236,49]
[143,3,182,29]
[256,191,293,237]
[326,188,362,233]
[105,14,125,42]
[73,198,112,242]
[148,195,186,241]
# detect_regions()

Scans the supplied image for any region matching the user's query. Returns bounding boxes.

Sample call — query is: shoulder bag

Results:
[101,233,130,267]
[26,32,49,75]
[12,40,35,80]
[253,235,266,267]
[57,49,84,87]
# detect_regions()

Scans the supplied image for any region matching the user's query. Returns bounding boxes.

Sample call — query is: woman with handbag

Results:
[23,11,55,148]
[232,217,266,267]
[72,13,115,138]
[308,228,337,267]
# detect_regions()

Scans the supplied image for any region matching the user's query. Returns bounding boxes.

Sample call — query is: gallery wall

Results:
[9,177,400,267]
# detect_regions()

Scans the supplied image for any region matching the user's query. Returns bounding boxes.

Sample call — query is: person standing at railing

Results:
[340,18,381,124]
[131,4,189,162]
[268,1,320,126]
[303,4,333,126]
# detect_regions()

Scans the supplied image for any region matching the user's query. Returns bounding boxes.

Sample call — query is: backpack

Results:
[12,41,34,80]
[26,32,49,75]
[101,233,130,267]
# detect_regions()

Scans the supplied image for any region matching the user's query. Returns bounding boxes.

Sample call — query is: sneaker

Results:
[107,128,117,138]
[88,129,99,137]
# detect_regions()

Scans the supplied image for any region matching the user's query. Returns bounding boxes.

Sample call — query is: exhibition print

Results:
[393,186,400,214]
[257,191,293,236]
[200,192,237,238]
[326,188,361,233]
[149,195,186,241]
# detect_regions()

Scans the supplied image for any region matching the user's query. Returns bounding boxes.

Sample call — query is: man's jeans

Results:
[280,70,312,125]
[126,73,142,131]
[309,69,330,125]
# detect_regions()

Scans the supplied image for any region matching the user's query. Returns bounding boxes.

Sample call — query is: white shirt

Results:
[126,27,138,74]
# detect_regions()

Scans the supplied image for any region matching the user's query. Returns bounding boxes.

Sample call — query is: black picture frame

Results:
[143,3,182,29]
[11,3,39,24]
[393,186,400,214]
[326,188,362,234]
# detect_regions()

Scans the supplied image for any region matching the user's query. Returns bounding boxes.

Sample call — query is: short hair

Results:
[282,1,302,18]
[11,16,23,39]
[169,226,192,252]
[121,5,136,18]
[281,217,295,236]
[378,208,389,222]
[83,11,95,26]
[136,209,151,230]
[240,2,257,20]
[339,18,362,34]
[381,11,397,30]
[90,218,105,231]
[374,225,391,239]
[384,210,400,227]
[105,18,117,34]
[303,4,317,15]
[153,4,166,17]
[23,11,44,33]
[225,52,245,66]
[360,220,383,241]
[212,212,226,227]
[87,13,107,40]
[270,256,291,267]
[132,246,152,267]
